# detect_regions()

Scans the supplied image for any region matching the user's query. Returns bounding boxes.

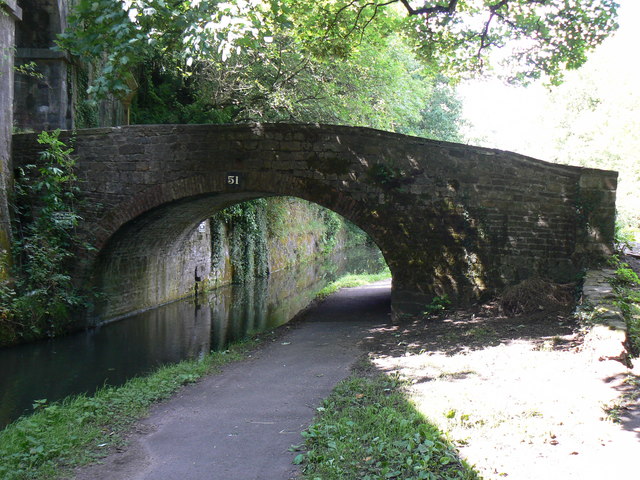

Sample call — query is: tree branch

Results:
[399,0,458,16]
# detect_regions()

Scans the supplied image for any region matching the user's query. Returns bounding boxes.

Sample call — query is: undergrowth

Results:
[0,130,93,345]
[499,277,574,316]
[296,372,480,480]
[612,262,640,356]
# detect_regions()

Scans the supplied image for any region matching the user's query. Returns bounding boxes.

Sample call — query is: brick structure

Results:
[12,124,618,321]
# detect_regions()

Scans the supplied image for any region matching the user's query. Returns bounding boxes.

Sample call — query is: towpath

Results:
[73,280,392,480]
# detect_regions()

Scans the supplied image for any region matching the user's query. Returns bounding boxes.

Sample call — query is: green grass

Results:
[0,339,256,479]
[618,289,640,356]
[316,269,391,300]
[612,263,640,357]
[296,372,480,480]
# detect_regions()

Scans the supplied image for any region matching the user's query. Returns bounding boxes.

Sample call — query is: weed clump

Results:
[499,277,574,316]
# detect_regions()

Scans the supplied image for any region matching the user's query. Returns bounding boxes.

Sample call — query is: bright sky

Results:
[458,0,639,160]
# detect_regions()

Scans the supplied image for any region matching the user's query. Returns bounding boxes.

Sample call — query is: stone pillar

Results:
[0,1,23,280]
[574,168,618,264]
[14,0,73,131]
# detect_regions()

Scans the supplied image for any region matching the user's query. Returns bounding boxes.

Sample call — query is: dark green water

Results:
[0,248,386,428]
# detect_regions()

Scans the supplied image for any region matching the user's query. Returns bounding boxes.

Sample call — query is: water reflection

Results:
[0,247,386,428]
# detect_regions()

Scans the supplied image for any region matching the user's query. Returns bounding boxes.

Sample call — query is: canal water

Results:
[0,248,387,428]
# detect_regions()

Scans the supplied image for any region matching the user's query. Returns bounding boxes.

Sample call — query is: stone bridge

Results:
[12,124,617,322]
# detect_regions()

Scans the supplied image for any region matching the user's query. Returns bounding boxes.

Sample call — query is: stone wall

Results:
[14,0,73,131]
[0,1,22,280]
[12,124,618,320]
[578,269,630,365]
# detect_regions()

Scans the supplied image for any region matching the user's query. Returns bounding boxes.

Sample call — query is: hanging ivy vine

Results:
[210,196,373,287]
[212,199,269,284]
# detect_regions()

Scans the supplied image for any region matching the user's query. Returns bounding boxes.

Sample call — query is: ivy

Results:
[211,197,371,287]
[213,199,269,284]
[0,131,92,344]
[321,209,342,254]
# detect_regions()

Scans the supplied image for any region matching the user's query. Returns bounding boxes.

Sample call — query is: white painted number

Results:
[227,175,239,185]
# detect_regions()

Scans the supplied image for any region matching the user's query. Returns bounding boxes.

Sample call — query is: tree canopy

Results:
[59,0,619,98]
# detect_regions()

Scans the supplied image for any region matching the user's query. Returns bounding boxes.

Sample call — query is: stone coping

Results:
[1,0,22,20]
[579,268,630,365]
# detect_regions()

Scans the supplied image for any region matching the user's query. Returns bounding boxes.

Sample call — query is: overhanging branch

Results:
[399,0,458,16]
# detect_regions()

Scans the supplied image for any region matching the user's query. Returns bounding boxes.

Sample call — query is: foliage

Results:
[498,12,640,234]
[602,256,640,357]
[58,0,619,100]
[130,57,235,124]
[59,1,471,140]
[213,197,374,284]
[73,64,101,129]
[0,131,92,344]
[297,373,480,480]
[344,219,372,249]
[397,75,466,142]
[614,219,635,254]
[125,28,464,139]
[315,270,391,300]
[320,209,342,254]
[424,294,451,316]
[0,340,254,479]
[616,290,640,357]
[13,61,44,80]
[613,265,640,287]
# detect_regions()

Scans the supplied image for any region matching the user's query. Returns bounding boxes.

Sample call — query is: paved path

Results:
[73,280,391,480]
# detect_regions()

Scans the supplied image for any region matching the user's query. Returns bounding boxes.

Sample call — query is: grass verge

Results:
[295,367,480,480]
[617,288,640,356]
[0,339,257,480]
[612,263,640,356]
[316,269,391,300]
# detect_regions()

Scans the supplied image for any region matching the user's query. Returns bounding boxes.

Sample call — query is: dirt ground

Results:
[362,254,640,479]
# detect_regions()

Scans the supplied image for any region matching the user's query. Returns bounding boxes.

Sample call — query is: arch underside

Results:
[91,183,492,322]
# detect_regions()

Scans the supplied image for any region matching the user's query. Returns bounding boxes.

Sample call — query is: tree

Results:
[58,0,619,98]
[544,34,640,231]
[129,29,465,141]
[318,0,620,84]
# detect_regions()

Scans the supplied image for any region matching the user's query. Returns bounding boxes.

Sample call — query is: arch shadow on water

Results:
[0,246,388,428]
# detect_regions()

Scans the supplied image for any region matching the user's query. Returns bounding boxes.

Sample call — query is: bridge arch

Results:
[91,169,474,321]
[11,124,617,322]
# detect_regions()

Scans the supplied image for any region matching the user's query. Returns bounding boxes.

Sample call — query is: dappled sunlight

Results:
[363,305,640,479]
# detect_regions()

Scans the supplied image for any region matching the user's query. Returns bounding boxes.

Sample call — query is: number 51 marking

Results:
[226,173,241,186]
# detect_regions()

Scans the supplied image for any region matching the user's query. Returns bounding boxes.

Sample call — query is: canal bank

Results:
[0,281,389,479]
[0,247,385,428]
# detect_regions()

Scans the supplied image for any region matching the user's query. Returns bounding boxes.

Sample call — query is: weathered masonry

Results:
[12,124,618,321]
